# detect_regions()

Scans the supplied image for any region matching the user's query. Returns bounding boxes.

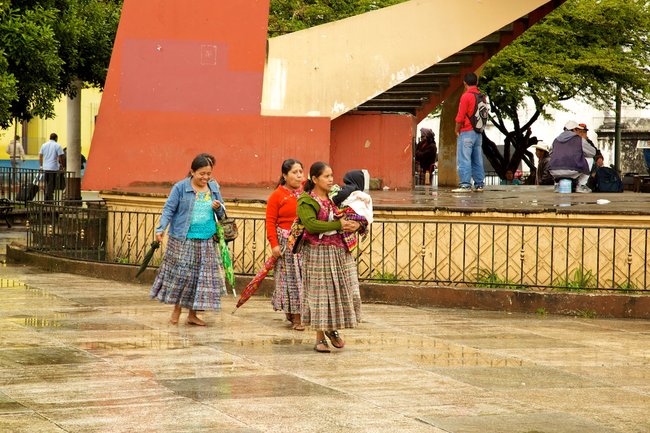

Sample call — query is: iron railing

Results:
[414,170,504,187]
[1,167,75,205]
[24,201,649,292]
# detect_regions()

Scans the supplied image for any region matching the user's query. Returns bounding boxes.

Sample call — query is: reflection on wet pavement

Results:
[0,265,648,433]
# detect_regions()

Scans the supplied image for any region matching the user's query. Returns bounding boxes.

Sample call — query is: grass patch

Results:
[553,268,595,292]
[476,269,525,290]
[373,272,399,284]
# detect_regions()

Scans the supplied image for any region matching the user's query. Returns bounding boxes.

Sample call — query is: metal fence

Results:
[1,167,75,205]
[415,170,504,187]
[25,201,649,292]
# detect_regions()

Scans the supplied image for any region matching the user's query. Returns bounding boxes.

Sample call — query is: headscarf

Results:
[332,170,369,207]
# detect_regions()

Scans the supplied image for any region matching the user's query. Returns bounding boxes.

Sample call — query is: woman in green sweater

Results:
[297,162,362,353]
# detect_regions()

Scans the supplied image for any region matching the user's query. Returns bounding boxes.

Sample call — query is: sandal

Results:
[314,339,331,353]
[325,330,345,349]
[292,323,305,331]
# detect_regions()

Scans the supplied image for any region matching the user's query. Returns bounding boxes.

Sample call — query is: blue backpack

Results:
[595,167,623,192]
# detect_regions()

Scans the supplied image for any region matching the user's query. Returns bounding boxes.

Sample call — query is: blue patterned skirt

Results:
[150,236,225,310]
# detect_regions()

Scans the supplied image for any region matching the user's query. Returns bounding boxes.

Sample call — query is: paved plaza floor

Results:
[0,264,648,433]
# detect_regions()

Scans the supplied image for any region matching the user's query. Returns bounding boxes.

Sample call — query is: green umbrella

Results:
[135,240,160,278]
[216,223,236,293]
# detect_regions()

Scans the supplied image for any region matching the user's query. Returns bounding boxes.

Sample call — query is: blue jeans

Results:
[457,130,485,188]
[643,149,650,175]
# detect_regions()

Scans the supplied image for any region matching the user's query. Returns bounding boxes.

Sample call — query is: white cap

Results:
[564,120,579,130]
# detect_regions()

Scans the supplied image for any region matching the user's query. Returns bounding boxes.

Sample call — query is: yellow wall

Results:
[1,88,102,160]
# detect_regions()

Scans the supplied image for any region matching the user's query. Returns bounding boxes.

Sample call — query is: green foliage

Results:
[373,272,398,284]
[268,0,406,37]
[535,308,547,317]
[0,0,122,126]
[480,0,650,173]
[553,268,596,291]
[576,309,598,319]
[476,269,525,290]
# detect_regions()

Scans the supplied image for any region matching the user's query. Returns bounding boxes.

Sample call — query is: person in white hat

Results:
[548,121,597,193]
[533,142,553,185]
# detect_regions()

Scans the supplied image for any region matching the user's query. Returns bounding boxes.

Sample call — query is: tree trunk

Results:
[66,80,82,202]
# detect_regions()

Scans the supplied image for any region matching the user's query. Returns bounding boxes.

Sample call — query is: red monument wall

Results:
[331,113,415,189]
[83,0,331,190]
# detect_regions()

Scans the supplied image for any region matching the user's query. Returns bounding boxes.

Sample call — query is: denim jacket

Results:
[156,177,226,239]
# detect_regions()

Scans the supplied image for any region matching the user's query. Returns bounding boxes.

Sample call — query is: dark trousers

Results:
[44,171,57,201]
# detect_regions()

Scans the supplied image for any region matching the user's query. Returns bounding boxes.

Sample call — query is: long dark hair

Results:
[278,158,303,186]
[188,153,215,177]
[303,161,329,193]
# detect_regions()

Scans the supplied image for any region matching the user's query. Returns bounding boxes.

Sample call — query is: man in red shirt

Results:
[453,72,486,192]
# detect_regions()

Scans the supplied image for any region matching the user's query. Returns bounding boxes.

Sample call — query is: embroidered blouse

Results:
[186,191,217,239]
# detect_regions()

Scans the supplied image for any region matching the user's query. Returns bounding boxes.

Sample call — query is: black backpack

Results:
[467,92,490,133]
[595,167,623,192]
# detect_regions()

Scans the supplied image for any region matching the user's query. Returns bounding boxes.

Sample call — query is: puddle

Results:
[160,374,340,400]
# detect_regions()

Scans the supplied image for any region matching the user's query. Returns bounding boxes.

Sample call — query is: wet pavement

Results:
[0,264,649,433]
[112,184,650,215]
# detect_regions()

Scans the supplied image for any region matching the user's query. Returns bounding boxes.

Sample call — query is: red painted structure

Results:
[83,0,333,190]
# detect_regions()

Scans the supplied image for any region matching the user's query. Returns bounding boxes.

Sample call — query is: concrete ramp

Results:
[262,0,556,119]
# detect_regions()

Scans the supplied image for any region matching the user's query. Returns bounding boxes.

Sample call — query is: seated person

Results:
[548,121,597,193]
[500,169,522,185]
[534,142,554,185]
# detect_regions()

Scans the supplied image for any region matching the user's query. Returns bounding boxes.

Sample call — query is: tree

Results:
[268,0,406,37]
[479,0,650,178]
[0,0,121,127]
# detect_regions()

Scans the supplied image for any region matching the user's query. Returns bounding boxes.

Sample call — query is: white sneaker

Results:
[452,186,472,193]
[576,185,592,193]
[474,186,484,192]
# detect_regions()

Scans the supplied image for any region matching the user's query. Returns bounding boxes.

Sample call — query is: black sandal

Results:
[325,330,345,349]
[314,339,331,353]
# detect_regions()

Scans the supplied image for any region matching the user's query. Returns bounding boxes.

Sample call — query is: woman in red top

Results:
[266,159,305,330]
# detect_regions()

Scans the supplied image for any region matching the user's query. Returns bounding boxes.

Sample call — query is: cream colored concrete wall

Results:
[262,0,550,119]
[102,194,650,290]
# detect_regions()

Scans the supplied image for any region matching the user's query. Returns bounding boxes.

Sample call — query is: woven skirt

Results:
[300,242,361,330]
[272,228,303,313]
[150,236,225,310]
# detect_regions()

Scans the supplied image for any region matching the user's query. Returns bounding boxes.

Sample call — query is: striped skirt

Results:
[300,242,361,330]
[272,227,303,313]
[150,236,225,311]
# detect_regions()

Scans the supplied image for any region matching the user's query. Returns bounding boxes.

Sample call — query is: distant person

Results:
[453,72,486,192]
[266,159,305,330]
[500,169,522,185]
[548,121,597,193]
[415,128,437,179]
[534,142,554,185]
[6,135,25,169]
[150,154,227,326]
[62,147,87,171]
[38,133,65,201]
[576,123,601,158]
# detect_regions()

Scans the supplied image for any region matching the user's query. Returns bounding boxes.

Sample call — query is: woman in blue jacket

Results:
[150,154,227,326]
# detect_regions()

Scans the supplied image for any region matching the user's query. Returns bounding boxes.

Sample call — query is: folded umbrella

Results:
[135,240,160,278]
[216,223,236,295]
[232,255,278,314]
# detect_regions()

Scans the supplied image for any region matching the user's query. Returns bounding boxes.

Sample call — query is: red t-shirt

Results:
[265,185,300,248]
[455,85,480,133]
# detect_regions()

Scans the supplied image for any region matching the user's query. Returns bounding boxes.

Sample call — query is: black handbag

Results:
[217,211,238,242]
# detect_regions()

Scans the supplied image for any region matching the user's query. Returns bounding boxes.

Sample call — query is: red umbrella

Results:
[232,255,278,313]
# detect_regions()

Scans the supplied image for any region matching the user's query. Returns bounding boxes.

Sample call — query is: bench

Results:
[633,175,650,193]
[0,198,13,228]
